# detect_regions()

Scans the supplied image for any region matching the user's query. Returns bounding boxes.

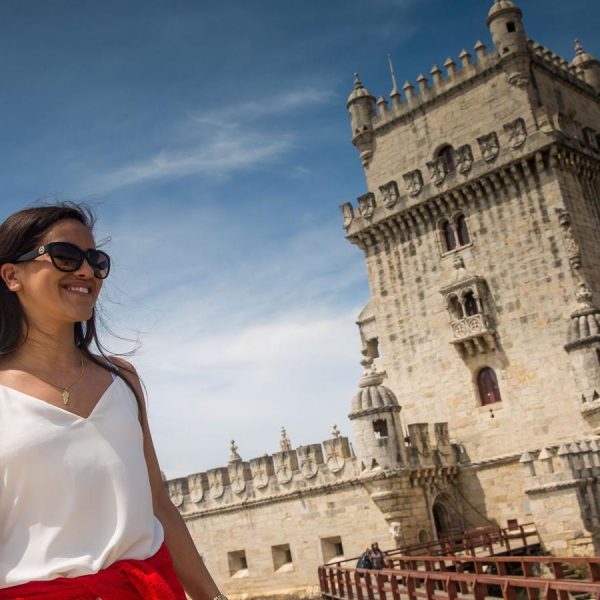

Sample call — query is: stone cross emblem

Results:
[403,169,424,197]
[455,144,473,174]
[340,202,354,229]
[357,192,376,220]
[504,117,527,149]
[379,180,400,209]
[427,157,447,186]
[477,132,500,162]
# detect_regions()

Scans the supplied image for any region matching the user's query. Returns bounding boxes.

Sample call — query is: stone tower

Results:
[341,0,600,554]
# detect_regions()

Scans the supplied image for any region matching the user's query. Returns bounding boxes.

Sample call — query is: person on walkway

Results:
[356,548,372,569]
[369,542,385,570]
[0,204,226,600]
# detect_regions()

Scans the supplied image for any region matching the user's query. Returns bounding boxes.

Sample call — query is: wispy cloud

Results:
[94,129,292,192]
[87,87,335,193]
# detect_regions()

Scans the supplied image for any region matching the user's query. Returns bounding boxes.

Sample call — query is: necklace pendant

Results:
[62,390,70,405]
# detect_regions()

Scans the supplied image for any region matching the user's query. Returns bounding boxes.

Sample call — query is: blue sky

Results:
[1,0,598,477]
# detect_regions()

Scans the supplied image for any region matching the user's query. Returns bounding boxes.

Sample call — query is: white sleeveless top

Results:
[0,375,164,588]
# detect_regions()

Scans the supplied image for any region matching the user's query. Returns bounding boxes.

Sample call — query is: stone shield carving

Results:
[403,169,423,197]
[477,132,500,162]
[297,445,322,479]
[274,451,296,484]
[427,157,447,186]
[207,468,227,499]
[250,456,273,490]
[340,202,354,229]
[229,462,247,495]
[357,192,376,220]
[187,473,206,504]
[504,117,527,149]
[379,180,400,209]
[168,479,184,508]
[455,144,473,174]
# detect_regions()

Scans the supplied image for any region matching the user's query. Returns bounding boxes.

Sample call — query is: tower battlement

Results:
[165,419,460,517]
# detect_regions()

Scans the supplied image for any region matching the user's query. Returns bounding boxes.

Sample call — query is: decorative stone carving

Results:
[279,427,292,452]
[323,432,352,474]
[273,450,298,484]
[403,169,424,197]
[187,472,207,504]
[379,180,400,208]
[408,423,431,456]
[168,478,186,508]
[427,157,447,186]
[249,455,274,489]
[297,444,324,479]
[455,144,473,174]
[357,192,376,220]
[340,202,354,230]
[228,460,251,495]
[439,257,496,357]
[504,117,527,148]
[228,439,242,463]
[477,132,500,162]
[556,208,582,272]
[207,468,229,499]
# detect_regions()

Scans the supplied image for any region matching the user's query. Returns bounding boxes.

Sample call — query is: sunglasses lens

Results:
[50,244,83,272]
[88,249,111,279]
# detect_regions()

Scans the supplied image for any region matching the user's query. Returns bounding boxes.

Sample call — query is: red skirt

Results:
[0,543,186,600]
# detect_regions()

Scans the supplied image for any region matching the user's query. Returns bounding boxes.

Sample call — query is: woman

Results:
[0,204,225,600]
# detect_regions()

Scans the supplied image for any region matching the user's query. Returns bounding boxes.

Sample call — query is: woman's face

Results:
[10,219,103,326]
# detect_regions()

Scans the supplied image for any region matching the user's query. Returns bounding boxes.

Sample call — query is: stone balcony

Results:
[449,313,496,356]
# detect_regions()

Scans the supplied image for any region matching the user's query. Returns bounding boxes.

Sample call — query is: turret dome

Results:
[487,0,522,24]
[350,362,400,417]
[571,40,599,68]
[347,73,375,106]
[565,284,600,351]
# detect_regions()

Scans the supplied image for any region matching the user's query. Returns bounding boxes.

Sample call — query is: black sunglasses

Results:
[15,242,111,279]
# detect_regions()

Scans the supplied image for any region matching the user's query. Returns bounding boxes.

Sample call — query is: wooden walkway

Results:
[319,526,600,600]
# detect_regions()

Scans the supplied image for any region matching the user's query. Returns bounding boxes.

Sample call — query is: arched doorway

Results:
[432,493,462,539]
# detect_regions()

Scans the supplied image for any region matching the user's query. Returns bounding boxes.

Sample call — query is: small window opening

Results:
[373,419,389,439]
[366,337,379,360]
[442,220,457,252]
[596,348,600,366]
[506,22,516,33]
[464,292,479,317]
[321,536,345,563]
[371,458,380,469]
[477,367,502,406]
[438,145,455,173]
[272,544,294,572]
[228,550,249,578]
[418,529,430,543]
[456,214,470,246]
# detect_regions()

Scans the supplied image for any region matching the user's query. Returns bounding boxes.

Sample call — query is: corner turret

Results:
[348,358,407,472]
[486,0,529,87]
[565,283,600,429]
[571,40,600,95]
[347,73,376,167]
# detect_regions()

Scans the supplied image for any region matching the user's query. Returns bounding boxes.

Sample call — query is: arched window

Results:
[456,214,470,246]
[438,145,455,174]
[441,220,456,252]
[464,292,479,316]
[448,296,463,320]
[477,367,502,405]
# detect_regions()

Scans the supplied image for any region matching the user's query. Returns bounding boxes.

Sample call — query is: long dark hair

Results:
[0,202,145,419]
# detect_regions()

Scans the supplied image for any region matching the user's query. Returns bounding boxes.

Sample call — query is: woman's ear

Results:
[0,263,22,292]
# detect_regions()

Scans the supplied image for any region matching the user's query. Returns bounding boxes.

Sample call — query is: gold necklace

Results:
[27,352,86,405]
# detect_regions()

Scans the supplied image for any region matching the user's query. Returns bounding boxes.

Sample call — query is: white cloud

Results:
[86,87,335,194]
[94,208,369,478]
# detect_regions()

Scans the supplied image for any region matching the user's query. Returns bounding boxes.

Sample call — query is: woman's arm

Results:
[113,358,222,600]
